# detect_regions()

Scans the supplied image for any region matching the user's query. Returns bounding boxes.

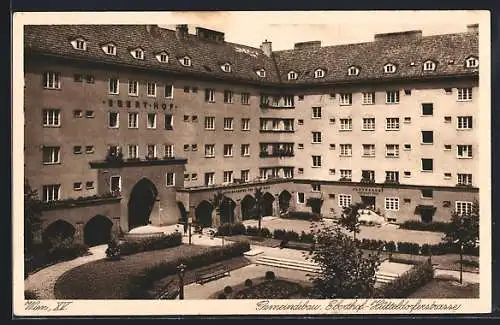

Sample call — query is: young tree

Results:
[254,188,264,231]
[339,203,363,242]
[306,221,381,298]
[24,180,42,253]
[443,200,479,284]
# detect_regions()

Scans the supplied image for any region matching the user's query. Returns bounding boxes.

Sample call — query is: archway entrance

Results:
[42,220,76,247]
[128,178,158,230]
[195,201,213,228]
[220,197,236,224]
[241,195,257,220]
[278,190,292,214]
[262,192,275,217]
[84,215,113,246]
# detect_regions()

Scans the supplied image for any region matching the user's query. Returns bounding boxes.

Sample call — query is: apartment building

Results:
[23,24,479,245]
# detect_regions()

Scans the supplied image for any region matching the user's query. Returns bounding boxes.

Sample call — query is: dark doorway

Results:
[241,195,257,220]
[42,220,76,247]
[128,178,158,230]
[361,196,376,210]
[278,190,292,214]
[420,206,436,223]
[84,215,113,246]
[220,197,236,224]
[177,202,188,224]
[195,201,213,228]
[262,192,275,217]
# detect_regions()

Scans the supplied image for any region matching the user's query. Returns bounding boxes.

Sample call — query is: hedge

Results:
[118,232,182,256]
[127,241,250,298]
[25,242,89,276]
[374,259,434,298]
[286,211,321,221]
[399,221,451,233]
[216,223,246,236]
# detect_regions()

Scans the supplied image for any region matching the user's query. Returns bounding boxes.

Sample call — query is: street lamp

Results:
[156,197,162,225]
[177,263,186,300]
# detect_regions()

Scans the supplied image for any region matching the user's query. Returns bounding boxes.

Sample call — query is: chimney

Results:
[175,24,189,39]
[260,40,272,57]
[467,24,479,34]
[374,30,423,42]
[146,24,159,37]
[294,41,321,50]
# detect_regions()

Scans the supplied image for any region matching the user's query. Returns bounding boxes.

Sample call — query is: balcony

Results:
[259,150,295,158]
[384,179,400,185]
[360,178,375,184]
[259,128,295,133]
[259,103,295,109]
[90,151,186,169]
[339,177,352,182]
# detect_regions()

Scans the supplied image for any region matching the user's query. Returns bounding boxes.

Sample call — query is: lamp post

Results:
[156,197,162,225]
[177,263,186,300]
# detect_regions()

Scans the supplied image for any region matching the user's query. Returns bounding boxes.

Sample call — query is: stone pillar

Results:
[75,222,84,243]
[112,217,121,237]
[212,208,220,228]
[273,194,280,216]
[289,192,297,212]
[234,201,241,223]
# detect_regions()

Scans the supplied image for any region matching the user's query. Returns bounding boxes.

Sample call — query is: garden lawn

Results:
[225,235,282,248]
[54,244,212,299]
[407,279,479,298]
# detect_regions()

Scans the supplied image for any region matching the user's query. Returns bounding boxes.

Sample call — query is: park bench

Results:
[194,263,230,284]
[282,241,314,251]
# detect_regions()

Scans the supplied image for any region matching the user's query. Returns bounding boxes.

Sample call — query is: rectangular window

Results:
[205,116,215,130]
[128,80,139,96]
[73,146,82,154]
[241,118,250,131]
[455,201,473,216]
[457,145,473,158]
[73,110,83,118]
[404,117,412,123]
[421,158,434,171]
[205,88,215,102]
[298,119,304,125]
[457,116,473,129]
[85,110,95,118]
[362,92,375,105]
[422,103,433,116]
[283,95,294,107]
[128,112,138,128]
[110,176,121,193]
[404,171,411,177]
[44,72,61,89]
[183,86,190,93]
[444,116,452,123]
[385,171,399,183]
[166,172,175,187]
[386,118,400,130]
[85,181,94,189]
[312,155,322,167]
[42,146,60,164]
[223,171,233,184]
[312,107,322,119]
[385,144,400,158]
[362,118,375,130]
[184,174,190,182]
[205,144,215,158]
[146,144,157,158]
[421,131,434,144]
[108,78,119,94]
[340,169,352,180]
[164,144,174,158]
[165,114,173,130]
[421,188,433,199]
[223,118,234,130]
[386,90,400,104]
[127,145,138,158]
[312,184,321,192]
[340,144,352,156]
[458,173,473,185]
[205,172,215,186]
[297,143,304,149]
[86,75,95,84]
[340,118,352,131]
[457,88,472,101]
[164,84,174,98]
[260,169,268,180]
[361,170,375,182]
[404,144,412,151]
[385,197,400,211]
[74,74,83,82]
[224,90,233,103]
[362,144,375,157]
[43,184,60,202]
[241,93,250,105]
[241,144,250,156]
[223,144,233,157]
[283,168,293,179]
[444,172,452,179]
[296,192,306,204]
[338,194,352,208]
[339,93,352,105]
[241,170,250,182]
[147,113,157,129]
[43,109,61,127]
[85,145,94,154]
[108,112,119,128]
[312,131,322,143]
[191,173,198,181]
[147,82,157,97]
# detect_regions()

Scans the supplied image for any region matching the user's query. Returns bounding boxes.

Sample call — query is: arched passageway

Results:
[177,202,188,223]
[195,200,213,228]
[241,195,257,220]
[128,178,158,230]
[219,197,236,225]
[84,215,113,246]
[278,190,292,214]
[42,220,76,247]
[262,192,275,217]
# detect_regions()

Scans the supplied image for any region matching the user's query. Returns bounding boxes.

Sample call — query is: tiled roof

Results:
[24,25,478,85]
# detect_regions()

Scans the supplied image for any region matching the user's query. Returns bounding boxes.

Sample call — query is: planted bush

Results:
[285,230,300,242]
[273,229,287,241]
[217,222,246,236]
[224,286,233,294]
[217,293,227,299]
[119,232,182,256]
[399,221,451,233]
[245,226,259,237]
[384,241,396,252]
[287,211,317,220]
[300,231,315,244]
[265,271,276,280]
[260,227,272,238]
[105,239,121,260]
[245,279,253,287]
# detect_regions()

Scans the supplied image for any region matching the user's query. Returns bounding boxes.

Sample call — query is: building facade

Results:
[23,24,480,245]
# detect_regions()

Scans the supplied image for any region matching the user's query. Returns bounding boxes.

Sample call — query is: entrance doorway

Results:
[361,196,376,210]
[128,178,158,230]
[262,192,275,217]
[420,206,436,223]
[84,215,113,246]
[195,201,213,228]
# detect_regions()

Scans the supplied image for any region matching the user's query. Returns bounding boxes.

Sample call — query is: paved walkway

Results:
[434,269,480,284]
[24,245,107,299]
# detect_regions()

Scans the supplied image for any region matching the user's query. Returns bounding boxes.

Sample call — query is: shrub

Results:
[105,239,121,260]
[217,223,246,236]
[384,241,396,252]
[260,227,272,238]
[244,279,253,287]
[300,231,315,244]
[46,237,89,262]
[217,293,227,299]
[119,232,182,256]
[24,290,39,300]
[374,259,434,298]
[224,286,233,294]
[273,229,287,241]
[232,223,246,235]
[287,211,317,220]
[265,271,276,280]
[285,230,300,242]
[245,226,259,237]
[397,242,419,255]
[399,220,451,233]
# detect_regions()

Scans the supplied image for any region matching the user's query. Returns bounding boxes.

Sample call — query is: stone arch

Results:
[262,192,275,217]
[177,202,188,223]
[278,190,292,214]
[241,195,257,220]
[128,178,158,230]
[84,215,113,247]
[195,200,213,228]
[42,219,76,246]
[220,197,236,224]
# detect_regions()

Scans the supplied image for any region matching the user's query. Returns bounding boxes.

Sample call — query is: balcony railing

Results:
[259,128,295,133]
[384,179,400,184]
[339,177,352,182]
[259,150,295,158]
[360,178,375,184]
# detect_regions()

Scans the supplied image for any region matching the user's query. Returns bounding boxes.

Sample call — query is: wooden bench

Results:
[283,241,314,251]
[194,264,230,284]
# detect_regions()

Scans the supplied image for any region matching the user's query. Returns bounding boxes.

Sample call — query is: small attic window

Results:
[465,56,479,68]
[131,48,144,60]
[71,38,86,51]
[102,43,116,56]
[221,63,232,73]
[384,63,396,74]
[423,60,436,71]
[314,69,325,78]
[288,71,298,80]
[347,66,360,76]
[256,69,266,78]
[180,56,192,67]
[156,52,169,63]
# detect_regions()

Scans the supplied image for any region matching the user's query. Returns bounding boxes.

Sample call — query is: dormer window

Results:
[131,48,144,60]
[347,66,360,76]
[156,52,169,63]
[288,71,297,80]
[423,60,436,71]
[71,38,86,51]
[314,69,325,78]
[102,43,117,56]
[256,69,266,78]
[384,63,397,74]
[221,63,232,73]
[180,56,192,67]
[465,56,479,68]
